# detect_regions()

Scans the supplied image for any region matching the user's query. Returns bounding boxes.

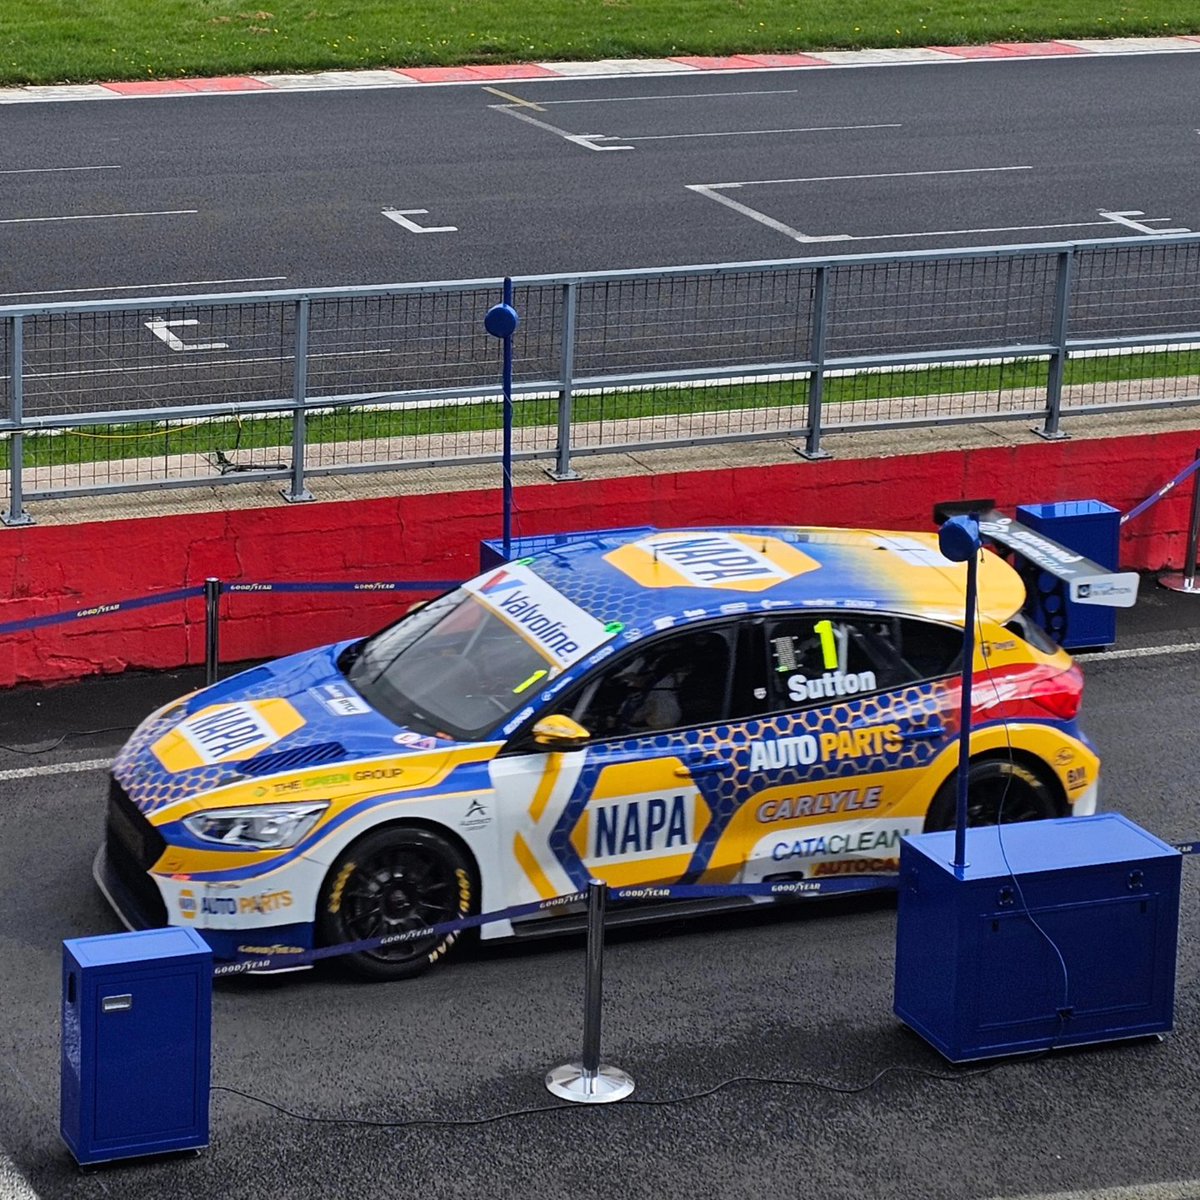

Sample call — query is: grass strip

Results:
[4,348,1197,472]
[1,0,1199,87]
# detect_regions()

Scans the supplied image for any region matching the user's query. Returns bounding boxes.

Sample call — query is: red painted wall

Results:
[0,429,1194,687]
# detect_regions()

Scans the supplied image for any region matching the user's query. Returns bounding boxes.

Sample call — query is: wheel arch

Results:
[327,815,481,895]
[923,747,1068,832]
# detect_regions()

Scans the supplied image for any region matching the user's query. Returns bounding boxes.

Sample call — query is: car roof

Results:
[513,525,1026,641]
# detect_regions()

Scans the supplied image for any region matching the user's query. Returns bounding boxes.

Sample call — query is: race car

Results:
[95,524,1116,980]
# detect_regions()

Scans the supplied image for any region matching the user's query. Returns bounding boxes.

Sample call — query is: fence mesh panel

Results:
[3,236,1200,508]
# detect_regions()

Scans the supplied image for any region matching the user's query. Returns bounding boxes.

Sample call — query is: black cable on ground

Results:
[0,725,133,754]
[211,1057,1022,1131]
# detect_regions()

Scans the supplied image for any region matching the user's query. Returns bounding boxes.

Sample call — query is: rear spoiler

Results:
[976,511,1139,609]
[933,501,1139,609]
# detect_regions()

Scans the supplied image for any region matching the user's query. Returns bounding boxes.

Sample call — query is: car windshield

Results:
[344,588,565,740]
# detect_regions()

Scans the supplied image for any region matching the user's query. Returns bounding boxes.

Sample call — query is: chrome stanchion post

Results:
[1161,450,1200,594]
[546,880,634,1104]
[204,577,221,686]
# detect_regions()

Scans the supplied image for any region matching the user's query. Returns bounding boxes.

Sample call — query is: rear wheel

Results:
[317,826,474,981]
[924,757,1060,832]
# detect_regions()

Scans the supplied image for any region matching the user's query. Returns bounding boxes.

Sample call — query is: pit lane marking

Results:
[0,209,196,226]
[0,757,111,782]
[0,640,1194,779]
[0,276,288,300]
[0,1152,40,1200]
[481,86,544,111]
[0,164,120,175]
[1079,640,1200,662]
[986,1180,1200,1200]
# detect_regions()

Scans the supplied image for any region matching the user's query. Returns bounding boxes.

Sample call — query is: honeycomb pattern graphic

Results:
[527,528,882,648]
[114,658,371,814]
[550,678,954,888]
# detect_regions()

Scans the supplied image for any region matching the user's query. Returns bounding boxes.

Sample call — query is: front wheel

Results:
[924,758,1060,832]
[317,826,474,981]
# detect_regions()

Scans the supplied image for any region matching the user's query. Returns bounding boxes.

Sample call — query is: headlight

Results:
[182,803,329,849]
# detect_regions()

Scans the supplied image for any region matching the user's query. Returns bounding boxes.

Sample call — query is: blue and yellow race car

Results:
[96,524,1125,979]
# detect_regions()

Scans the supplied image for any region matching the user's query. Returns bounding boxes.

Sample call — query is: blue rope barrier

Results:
[211,874,890,977]
[1121,455,1200,526]
[0,586,204,637]
[223,581,460,595]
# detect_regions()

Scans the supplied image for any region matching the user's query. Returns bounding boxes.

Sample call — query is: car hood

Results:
[112,641,468,815]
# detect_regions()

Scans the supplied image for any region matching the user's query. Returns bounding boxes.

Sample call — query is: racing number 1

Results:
[814,619,838,670]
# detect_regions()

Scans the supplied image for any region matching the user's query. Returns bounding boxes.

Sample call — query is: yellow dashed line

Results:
[482,86,545,112]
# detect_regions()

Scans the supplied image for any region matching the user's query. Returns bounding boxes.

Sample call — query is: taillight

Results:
[970,663,1082,723]
[1024,665,1083,722]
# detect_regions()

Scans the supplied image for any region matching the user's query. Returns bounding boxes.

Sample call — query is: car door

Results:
[730,610,963,883]
[489,622,748,903]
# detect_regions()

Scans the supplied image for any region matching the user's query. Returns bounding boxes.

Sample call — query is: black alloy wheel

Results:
[318,826,474,981]
[924,757,1060,832]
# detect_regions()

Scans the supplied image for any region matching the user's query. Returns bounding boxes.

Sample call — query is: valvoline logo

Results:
[467,563,609,669]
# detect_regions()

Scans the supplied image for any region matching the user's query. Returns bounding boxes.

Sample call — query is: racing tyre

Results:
[924,757,1060,832]
[317,826,474,982]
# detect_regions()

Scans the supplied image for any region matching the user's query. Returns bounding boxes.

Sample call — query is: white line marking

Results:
[0,1152,39,1200]
[481,85,544,111]
[687,166,1063,243]
[1098,209,1191,235]
[381,208,458,233]
[985,1180,1200,1200]
[1081,641,1200,662]
[0,164,120,175]
[2,348,391,383]
[490,105,633,151]
[0,276,287,299]
[0,208,196,226]
[686,184,850,242]
[538,88,800,104]
[624,122,900,141]
[699,165,1035,187]
[145,318,229,352]
[0,757,111,783]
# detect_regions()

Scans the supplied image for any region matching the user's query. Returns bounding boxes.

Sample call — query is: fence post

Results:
[204,578,221,686]
[1160,449,1200,594]
[547,280,581,481]
[545,879,634,1104]
[799,265,832,460]
[1037,249,1073,441]
[2,315,33,527]
[282,298,314,503]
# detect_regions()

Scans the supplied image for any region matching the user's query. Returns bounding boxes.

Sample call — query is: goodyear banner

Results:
[0,587,204,637]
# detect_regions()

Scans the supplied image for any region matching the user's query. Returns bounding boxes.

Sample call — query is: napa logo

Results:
[152,698,306,773]
[592,794,695,862]
[466,562,610,669]
[605,532,820,592]
[178,889,197,920]
[569,759,712,885]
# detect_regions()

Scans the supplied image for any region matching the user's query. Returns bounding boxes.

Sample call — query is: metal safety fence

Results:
[3,232,1200,523]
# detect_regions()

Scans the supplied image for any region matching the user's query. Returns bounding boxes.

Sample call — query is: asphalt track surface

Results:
[3,52,1200,300]
[0,583,1198,1200]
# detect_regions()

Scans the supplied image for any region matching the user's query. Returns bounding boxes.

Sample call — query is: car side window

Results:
[569,628,733,739]
[764,614,965,711]
[765,614,910,710]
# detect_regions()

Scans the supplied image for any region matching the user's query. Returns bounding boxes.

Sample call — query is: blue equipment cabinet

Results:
[61,926,212,1165]
[1016,500,1121,649]
[894,814,1180,1062]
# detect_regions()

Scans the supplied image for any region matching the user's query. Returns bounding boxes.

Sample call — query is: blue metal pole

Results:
[953,546,979,877]
[502,277,514,561]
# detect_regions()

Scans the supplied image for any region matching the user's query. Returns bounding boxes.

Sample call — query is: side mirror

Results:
[531,714,591,749]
